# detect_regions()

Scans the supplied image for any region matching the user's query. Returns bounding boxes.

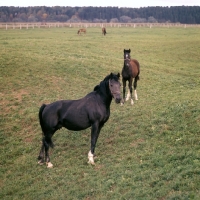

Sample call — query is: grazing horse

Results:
[38,73,121,168]
[77,28,86,35]
[121,49,140,105]
[102,27,106,35]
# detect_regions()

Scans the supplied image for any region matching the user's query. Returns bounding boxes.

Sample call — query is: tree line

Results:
[0,6,200,24]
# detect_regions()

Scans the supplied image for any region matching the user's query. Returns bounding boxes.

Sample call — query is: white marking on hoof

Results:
[47,162,53,168]
[38,160,44,165]
[131,99,134,105]
[134,90,138,100]
[126,90,130,101]
[88,150,95,165]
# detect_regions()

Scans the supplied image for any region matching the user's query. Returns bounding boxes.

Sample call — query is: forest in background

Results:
[0,6,200,24]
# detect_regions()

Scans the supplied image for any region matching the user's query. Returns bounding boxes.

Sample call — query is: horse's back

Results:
[63,93,110,130]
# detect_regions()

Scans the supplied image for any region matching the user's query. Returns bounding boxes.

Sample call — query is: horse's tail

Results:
[39,104,46,133]
[39,104,54,148]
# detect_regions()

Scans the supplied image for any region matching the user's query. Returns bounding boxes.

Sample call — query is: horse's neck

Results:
[98,81,112,106]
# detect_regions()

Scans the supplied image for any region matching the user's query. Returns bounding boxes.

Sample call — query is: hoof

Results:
[131,99,134,105]
[38,160,45,165]
[88,150,95,165]
[47,162,53,168]
[88,160,95,165]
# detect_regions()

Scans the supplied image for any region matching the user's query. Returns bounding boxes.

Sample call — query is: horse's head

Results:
[108,73,121,103]
[124,49,131,60]
[77,30,80,34]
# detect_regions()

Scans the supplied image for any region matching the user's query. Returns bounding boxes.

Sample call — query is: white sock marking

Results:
[126,89,130,101]
[88,150,95,165]
[134,90,138,100]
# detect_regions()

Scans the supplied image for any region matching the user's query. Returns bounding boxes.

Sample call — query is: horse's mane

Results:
[93,85,100,91]
[93,73,120,91]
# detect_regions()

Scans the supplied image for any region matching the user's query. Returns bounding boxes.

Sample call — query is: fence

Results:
[0,22,200,30]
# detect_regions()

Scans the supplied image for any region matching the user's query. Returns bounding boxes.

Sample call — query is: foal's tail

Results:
[136,75,140,81]
[39,104,54,148]
[137,62,140,81]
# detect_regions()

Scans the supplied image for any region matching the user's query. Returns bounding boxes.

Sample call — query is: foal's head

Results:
[124,49,131,60]
[108,73,121,103]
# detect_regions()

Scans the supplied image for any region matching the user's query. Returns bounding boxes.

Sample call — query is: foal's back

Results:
[129,59,140,78]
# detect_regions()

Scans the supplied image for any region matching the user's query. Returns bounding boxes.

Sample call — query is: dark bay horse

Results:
[121,49,140,105]
[77,28,86,35]
[102,27,106,35]
[38,73,121,168]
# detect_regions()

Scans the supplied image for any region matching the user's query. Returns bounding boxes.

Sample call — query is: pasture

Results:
[0,26,200,199]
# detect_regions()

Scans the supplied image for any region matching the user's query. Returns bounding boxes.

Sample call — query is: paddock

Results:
[1,27,199,199]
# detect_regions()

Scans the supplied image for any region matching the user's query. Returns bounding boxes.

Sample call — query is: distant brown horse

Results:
[121,49,140,105]
[77,28,86,35]
[102,27,106,35]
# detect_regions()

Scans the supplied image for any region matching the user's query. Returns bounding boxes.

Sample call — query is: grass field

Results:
[0,26,200,200]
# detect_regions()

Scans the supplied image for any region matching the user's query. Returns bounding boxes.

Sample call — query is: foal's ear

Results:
[129,49,131,52]
[117,73,120,78]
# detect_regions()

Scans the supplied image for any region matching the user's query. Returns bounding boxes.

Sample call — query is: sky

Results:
[0,0,200,8]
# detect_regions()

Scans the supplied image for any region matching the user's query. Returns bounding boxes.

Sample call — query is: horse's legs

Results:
[133,77,138,100]
[126,88,130,101]
[122,79,126,104]
[42,131,55,168]
[88,123,102,165]
[128,79,134,105]
[38,143,45,164]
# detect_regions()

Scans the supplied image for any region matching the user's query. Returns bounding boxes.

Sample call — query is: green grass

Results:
[0,26,200,200]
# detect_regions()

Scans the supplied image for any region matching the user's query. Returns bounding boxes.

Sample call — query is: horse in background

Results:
[38,73,121,168]
[121,49,140,105]
[77,28,86,35]
[102,27,106,35]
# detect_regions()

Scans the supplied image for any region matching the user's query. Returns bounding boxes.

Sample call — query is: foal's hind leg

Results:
[133,78,138,101]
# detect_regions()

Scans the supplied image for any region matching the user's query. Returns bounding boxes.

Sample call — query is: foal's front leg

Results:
[128,80,134,105]
[121,79,126,105]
